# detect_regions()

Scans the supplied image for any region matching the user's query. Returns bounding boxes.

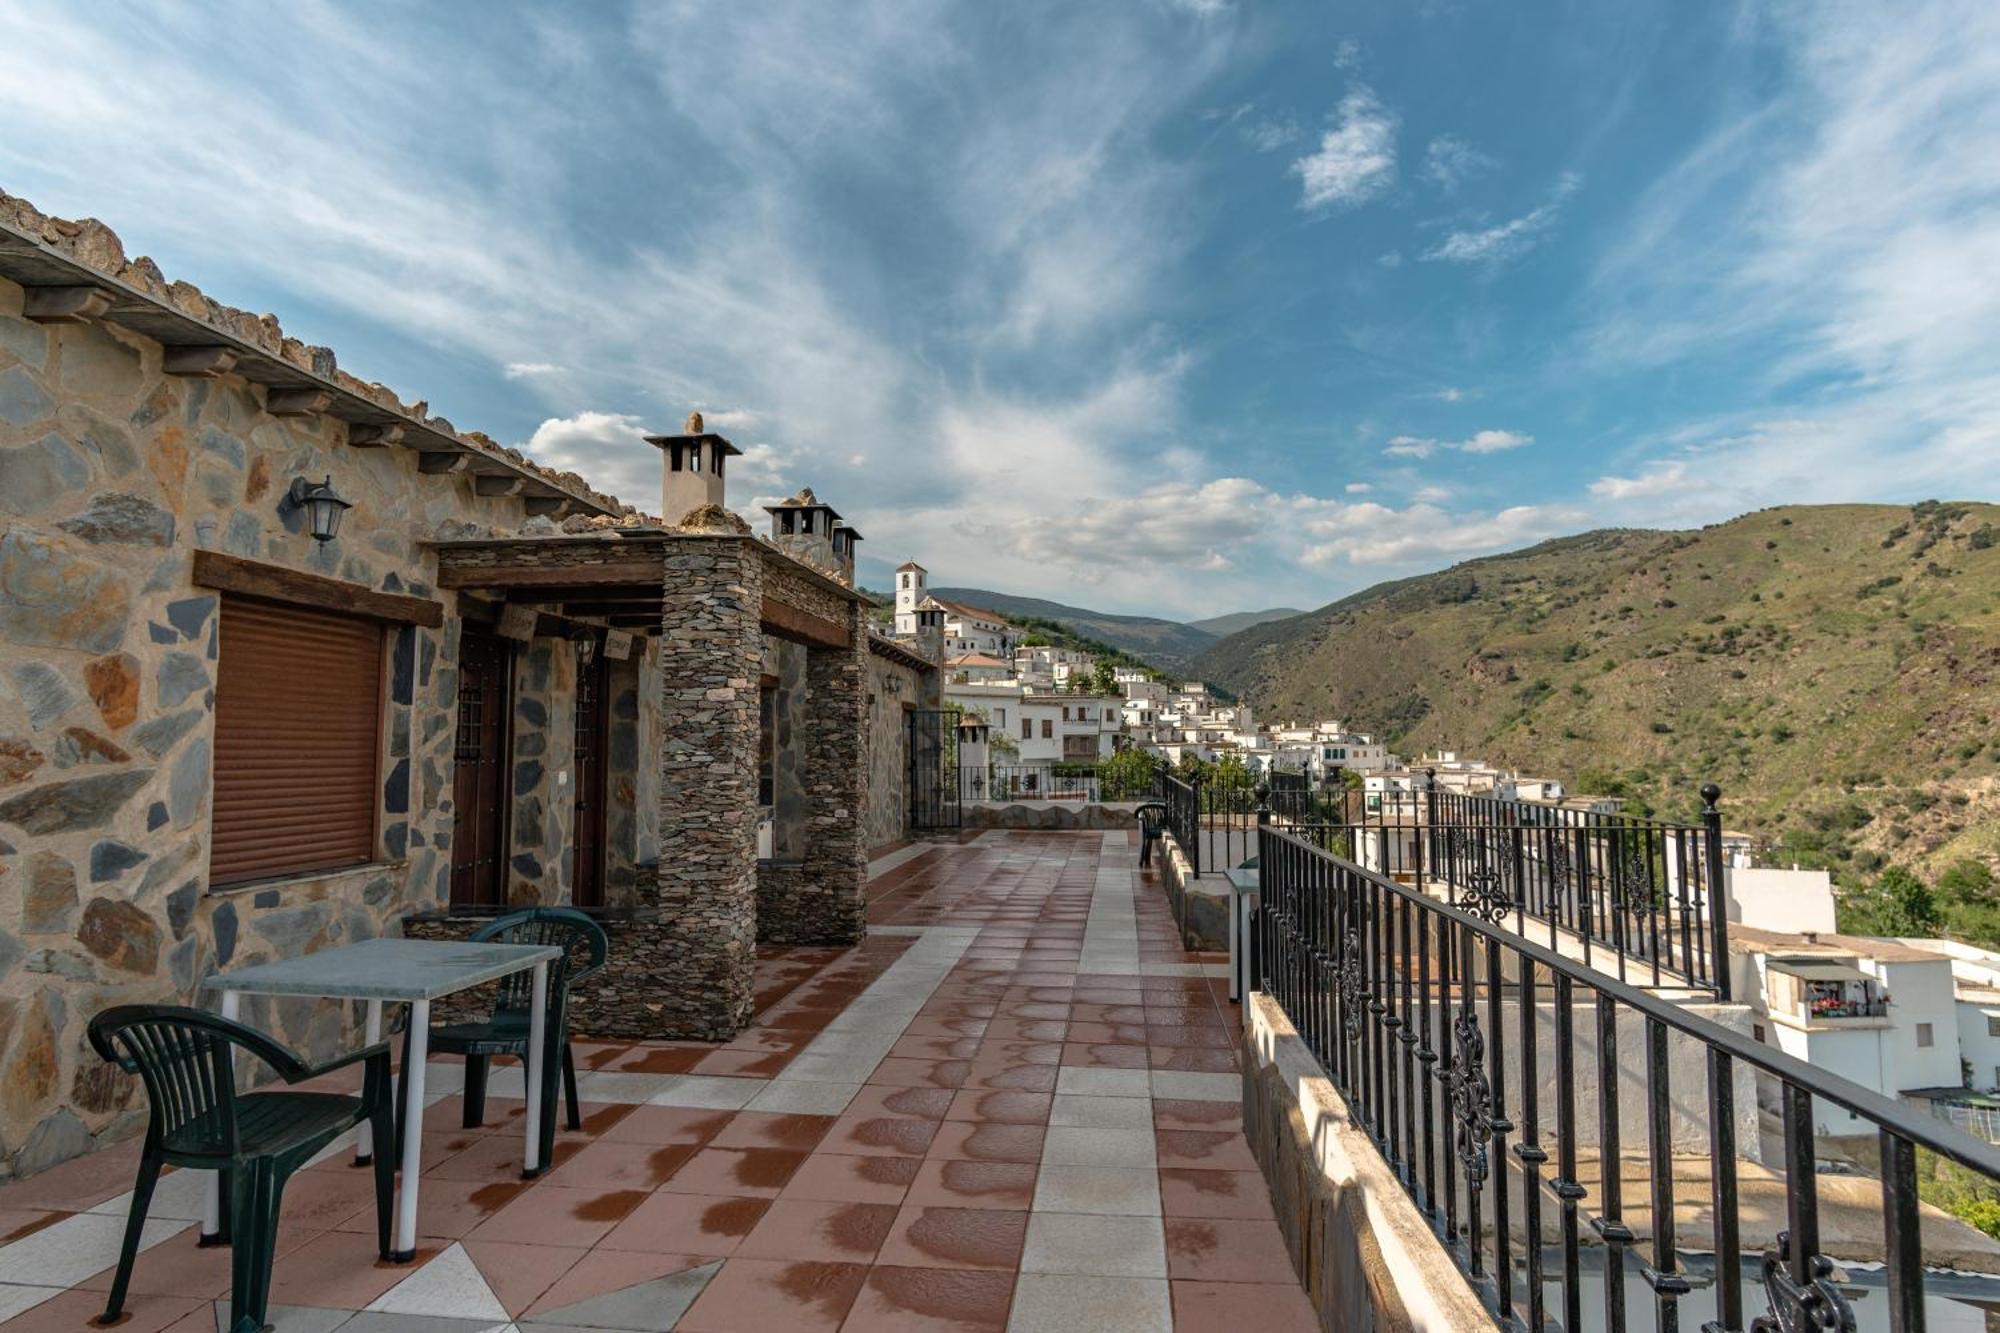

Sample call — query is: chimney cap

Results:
[645,429,742,457]
[833,522,863,543]
[763,486,842,521]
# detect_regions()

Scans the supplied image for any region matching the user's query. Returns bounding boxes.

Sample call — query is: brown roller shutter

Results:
[211,596,384,886]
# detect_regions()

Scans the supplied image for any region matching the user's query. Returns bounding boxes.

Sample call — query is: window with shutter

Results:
[210,596,384,887]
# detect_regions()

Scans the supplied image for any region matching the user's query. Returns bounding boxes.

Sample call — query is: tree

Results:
[1940,860,1997,904]
[1877,867,1943,936]
[1090,662,1119,697]
[1099,746,1158,801]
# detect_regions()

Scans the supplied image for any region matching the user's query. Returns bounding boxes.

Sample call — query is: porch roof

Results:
[428,529,868,644]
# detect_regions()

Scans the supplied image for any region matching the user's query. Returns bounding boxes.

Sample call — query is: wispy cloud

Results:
[504,362,563,380]
[1422,134,1497,192]
[1424,172,1580,264]
[1589,463,1686,500]
[1292,88,1397,211]
[1383,428,1532,458]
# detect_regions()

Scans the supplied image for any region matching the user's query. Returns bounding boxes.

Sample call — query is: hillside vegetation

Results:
[1194,502,2000,890]
[927,587,1217,669]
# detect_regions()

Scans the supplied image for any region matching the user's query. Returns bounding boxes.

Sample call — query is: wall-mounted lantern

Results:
[286,475,353,542]
[570,627,598,667]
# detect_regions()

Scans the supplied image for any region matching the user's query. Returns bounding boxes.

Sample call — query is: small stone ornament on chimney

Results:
[645,413,741,527]
[764,487,843,575]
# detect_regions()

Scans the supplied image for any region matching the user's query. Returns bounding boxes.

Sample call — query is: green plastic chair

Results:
[1135,800,1169,868]
[399,907,608,1173]
[89,1005,395,1333]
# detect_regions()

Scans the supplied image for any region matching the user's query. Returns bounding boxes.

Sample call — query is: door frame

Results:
[450,626,515,910]
[570,650,611,909]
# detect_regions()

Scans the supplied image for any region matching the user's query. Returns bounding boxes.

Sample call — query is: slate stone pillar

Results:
[649,537,762,1038]
[762,601,869,945]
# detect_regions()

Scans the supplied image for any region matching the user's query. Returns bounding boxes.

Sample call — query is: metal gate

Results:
[908,708,961,831]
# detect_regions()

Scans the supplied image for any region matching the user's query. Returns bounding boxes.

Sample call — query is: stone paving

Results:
[0,831,1314,1332]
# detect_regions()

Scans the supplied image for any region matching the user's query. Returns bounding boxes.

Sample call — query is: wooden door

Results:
[451,628,511,907]
[571,652,609,908]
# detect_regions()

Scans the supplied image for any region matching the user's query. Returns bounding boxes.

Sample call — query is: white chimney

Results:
[645,412,741,526]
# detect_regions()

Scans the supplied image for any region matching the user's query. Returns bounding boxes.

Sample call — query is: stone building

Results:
[0,192,920,1179]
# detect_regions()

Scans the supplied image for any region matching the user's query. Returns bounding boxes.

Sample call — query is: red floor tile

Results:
[842,1265,1015,1331]
[779,1154,923,1205]
[1170,1278,1319,1331]
[733,1198,898,1263]
[601,1191,771,1256]
[658,1147,810,1198]
[874,1206,1028,1272]
[1163,1217,1301,1283]
[676,1257,869,1332]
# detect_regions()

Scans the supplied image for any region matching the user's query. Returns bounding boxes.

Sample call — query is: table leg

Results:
[200,991,240,1246]
[355,999,383,1166]
[523,961,549,1178]
[391,998,429,1262]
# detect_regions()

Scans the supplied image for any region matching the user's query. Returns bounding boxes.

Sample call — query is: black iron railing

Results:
[956,762,1161,803]
[1159,768,1202,876]
[1254,820,2000,1333]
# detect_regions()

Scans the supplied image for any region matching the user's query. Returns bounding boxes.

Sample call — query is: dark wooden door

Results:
[451,629,512,907]
[571,653,609,908]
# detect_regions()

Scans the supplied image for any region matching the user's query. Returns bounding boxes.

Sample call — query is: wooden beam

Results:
[192,549,444,628]
[474,474,525,497]
[761,595,851,650]
[347,423,405,448]
[502,585,662,604]
[22,285,112,324]
[162,345,238,378]
[435,559,663,590]
[418,451,468,475]
[266,387,333,417]
[523,497,571,518]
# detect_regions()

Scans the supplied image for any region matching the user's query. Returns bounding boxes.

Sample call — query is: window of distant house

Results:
[210,597,384,887]
[1916,1022,1935,1048]
[1042,720,1053,738]
[1988,1016,2000,1038]
[1022,719,1032,740]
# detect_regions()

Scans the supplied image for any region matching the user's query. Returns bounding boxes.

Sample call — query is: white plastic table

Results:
[203,937,562,1260]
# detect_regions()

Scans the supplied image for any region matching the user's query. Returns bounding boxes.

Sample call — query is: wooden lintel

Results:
[474,474,525,497]
[347,423,405,448]
[22,285,113,324]
[162,345,238,378]
[761,595,851,650]
[435,559,663,590]
[605,614,663,628]
[266,387,334,417]
[417,451,468,475]
[523,497,570,518]
[192,549,444,628]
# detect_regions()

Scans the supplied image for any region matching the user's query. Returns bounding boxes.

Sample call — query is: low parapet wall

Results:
[1243,992,1497,1332]
[1155,830,1231,952]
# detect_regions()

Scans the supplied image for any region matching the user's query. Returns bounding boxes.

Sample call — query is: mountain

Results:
[1186,608,1306,638]
[1192,502,2000,884]
[927,587,1218,669]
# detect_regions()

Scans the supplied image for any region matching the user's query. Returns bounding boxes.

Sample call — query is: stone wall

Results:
[1155,828,1231,952]
[651,537,763,1038]
[0,275,591,1177]
[507,638,577,905]
[861,646,927,855]
[760,602,869,945]
[603,650,660,910]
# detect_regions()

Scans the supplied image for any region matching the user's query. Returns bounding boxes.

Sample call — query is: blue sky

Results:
[2,0,1994,618]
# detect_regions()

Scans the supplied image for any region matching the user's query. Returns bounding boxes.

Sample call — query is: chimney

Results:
[831,522,862,587]
[645,412,742,526]
[763,488,842,574]
[916,605,945,663]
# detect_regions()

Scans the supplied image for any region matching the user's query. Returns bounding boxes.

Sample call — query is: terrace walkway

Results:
[0,831,1314,1333]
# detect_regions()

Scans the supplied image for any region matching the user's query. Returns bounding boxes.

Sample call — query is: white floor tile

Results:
[1007,1274,1170,1333]
[366,1241,509,1322]
[1049,1095,1155,1130]
[1040,1126,1157,1170]
[1030,1165,1161,1217]
[1020,1213,1166,1278]
[0,1211,189,1288]
[645,1075,765,1110]
[1149,1071,1238,1102]
[1054,1067,1151,1099]
[743,1081,861,1115]
[0,1284,62,1323]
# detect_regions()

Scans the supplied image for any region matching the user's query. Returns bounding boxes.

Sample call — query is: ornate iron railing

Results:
[1296,784,1731,996]
[1254,820,2000,1333]
[1159,768,1203,875]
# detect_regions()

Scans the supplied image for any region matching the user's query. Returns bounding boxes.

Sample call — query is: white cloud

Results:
[1377,250,1403,268]
[503,361,562,379]
[1459,429,1531,454]
[1242,116,1301,153]
[1345,481,1373,493]
[1589,463,1687,500]
[1298,499,1580,568]
[1411,485,1452,504]
[1382,428,1531,458]
[1422,134,1497,192]
[1435,386,1466,402]
[1424,172,1580,265]
[1292,88,1397,211]
[522,411,656,505]
[1332,38,1362,71]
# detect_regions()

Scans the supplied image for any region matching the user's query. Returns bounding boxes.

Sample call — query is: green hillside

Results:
[1187,607,1306,637]
[1194,502,2000,889]
[927,587,1217,669]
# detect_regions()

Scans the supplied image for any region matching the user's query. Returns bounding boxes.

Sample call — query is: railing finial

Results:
[1701,781,1722,811]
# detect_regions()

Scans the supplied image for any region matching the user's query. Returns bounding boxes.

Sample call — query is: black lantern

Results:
[287,475,352,542]
[570,627,598,666]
